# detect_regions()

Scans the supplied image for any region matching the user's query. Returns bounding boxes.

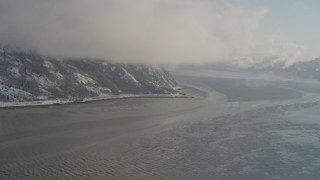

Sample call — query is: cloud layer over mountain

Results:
[0,0,306,65]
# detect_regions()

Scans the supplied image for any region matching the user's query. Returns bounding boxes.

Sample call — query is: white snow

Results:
[32,73,54,86]
[0,84,34,102]
[0,99,72,108]
[100,87,112,93]
[49,70,64,80]
[0,93,187,108]
[37,95,49,100]
[86,86,112,95]
[55,72,64,80]
[120,68,140,86]
[85,86,100,94]
[82,93,187,102]
[43,60,54,69]
[173,86,184,91]
[39,88,51,96]
[74,73,96,84]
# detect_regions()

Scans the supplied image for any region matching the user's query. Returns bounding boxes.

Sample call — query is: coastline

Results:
[0,93,190,109]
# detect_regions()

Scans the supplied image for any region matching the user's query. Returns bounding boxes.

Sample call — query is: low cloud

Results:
[0,0,293,65]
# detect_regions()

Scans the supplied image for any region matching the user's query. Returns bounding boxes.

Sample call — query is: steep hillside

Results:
[0,48,178,102]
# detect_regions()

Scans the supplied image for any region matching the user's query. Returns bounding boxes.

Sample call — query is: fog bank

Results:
[0,0,305,65]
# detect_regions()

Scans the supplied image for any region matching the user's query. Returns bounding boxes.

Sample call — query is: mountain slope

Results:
[0,48,178,102]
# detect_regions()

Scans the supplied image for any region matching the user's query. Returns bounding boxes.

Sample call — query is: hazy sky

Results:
[231,0,320,59]
[0,0,319,65]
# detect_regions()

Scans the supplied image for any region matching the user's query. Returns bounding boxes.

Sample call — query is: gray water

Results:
[1,72,320,179]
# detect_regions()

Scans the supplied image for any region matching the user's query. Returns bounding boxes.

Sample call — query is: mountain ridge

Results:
[0,48,179,103]
[178,57,320,81]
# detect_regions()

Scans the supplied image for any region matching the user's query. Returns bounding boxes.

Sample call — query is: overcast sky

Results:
[0,0,319,65]
[231,0,320,61]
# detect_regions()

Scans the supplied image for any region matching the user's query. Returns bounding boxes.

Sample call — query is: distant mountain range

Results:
[0,47,178,102]
[179,57,320,81]
[248,58,320,80]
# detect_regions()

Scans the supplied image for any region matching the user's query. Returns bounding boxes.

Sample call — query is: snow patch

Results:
[49,70,64,80]
[85,86,100,94]
[120,68,140,85]
[0,84,34,102]
[32,73,54,86]
[0,93,186,108]
[37,95,49,100]
[86,86,112,95]
[74,73,96,84]
[43,60,54,69]
[39,88,51,96]
[0,99,72,108]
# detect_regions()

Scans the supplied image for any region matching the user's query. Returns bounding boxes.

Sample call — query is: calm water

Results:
[1,72,320,179]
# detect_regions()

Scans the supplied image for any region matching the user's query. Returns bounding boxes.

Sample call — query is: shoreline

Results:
[0,94,191,109]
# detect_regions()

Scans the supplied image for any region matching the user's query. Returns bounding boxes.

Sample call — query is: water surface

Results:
[1,73,320,179]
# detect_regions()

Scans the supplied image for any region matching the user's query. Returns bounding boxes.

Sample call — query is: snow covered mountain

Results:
[244,58,320,81]
[0,47,178,102]
[178,57,320,81]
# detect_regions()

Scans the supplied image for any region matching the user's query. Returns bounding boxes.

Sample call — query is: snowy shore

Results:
[0,93,189,108]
